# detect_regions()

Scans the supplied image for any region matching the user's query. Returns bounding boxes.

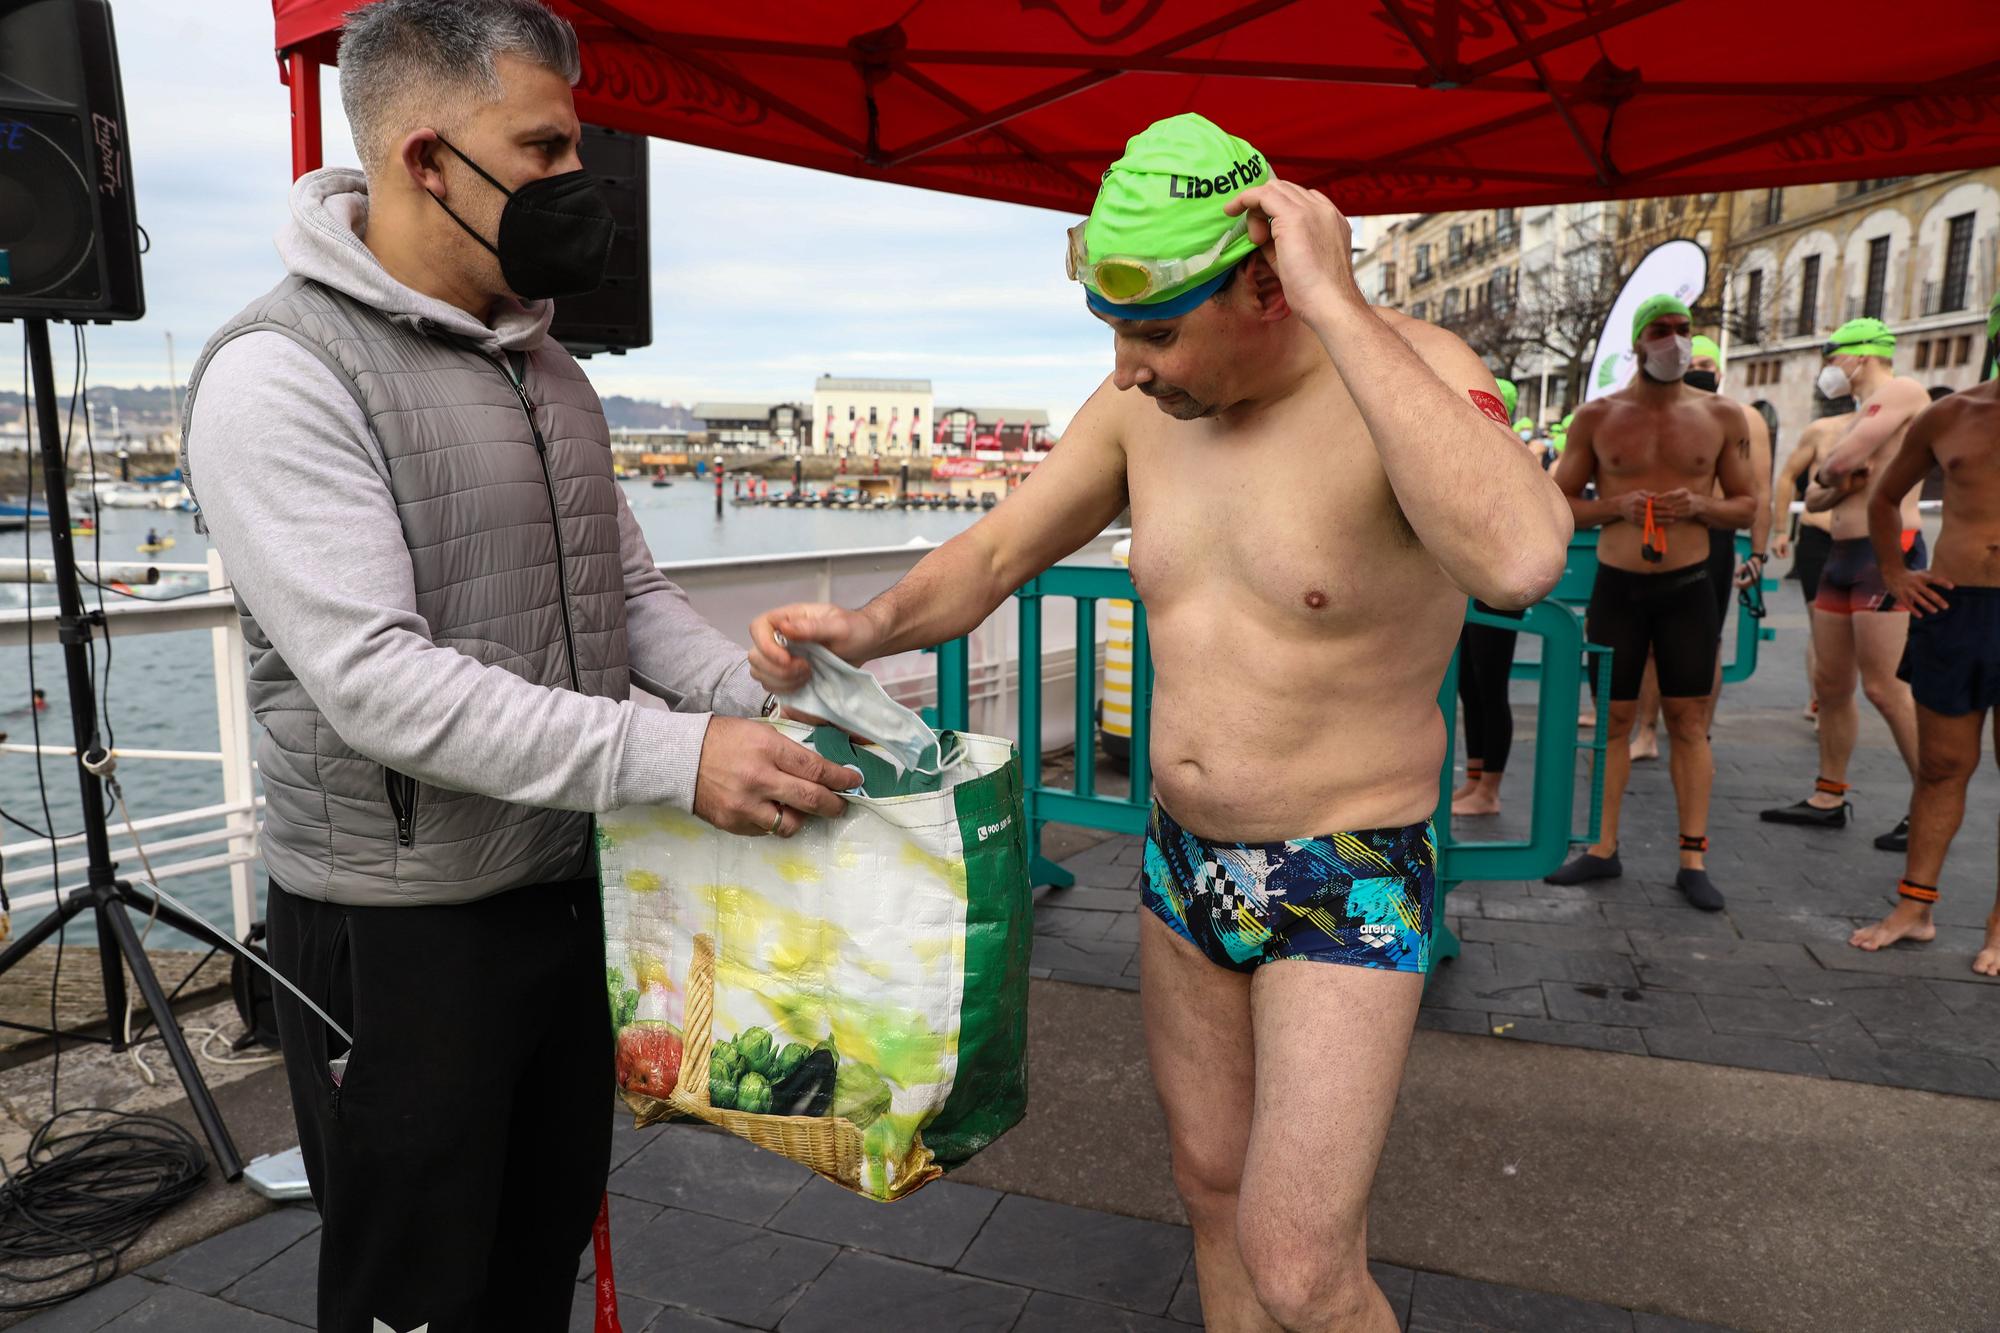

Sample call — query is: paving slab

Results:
[765,1176,1001,1268]
[955,1195,1190,1314]
[777,1251,1026,1333]
[610,1124,813,1227]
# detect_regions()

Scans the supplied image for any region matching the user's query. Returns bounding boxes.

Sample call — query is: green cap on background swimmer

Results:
[1986,286,1999,342]
[1690,335,1721,363]
[1631,293,1691,345]
[1823,316,1896,359]
[1495,378,1518,420]
[1070,113,1267,320]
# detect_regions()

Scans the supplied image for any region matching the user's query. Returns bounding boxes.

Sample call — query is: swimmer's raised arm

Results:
[747,383,1129,688]
[1226,180,1570,610]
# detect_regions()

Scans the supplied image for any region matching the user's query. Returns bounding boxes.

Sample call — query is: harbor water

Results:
[0,476,995,934]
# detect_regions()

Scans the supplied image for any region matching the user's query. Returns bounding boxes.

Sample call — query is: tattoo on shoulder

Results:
[1735,435,1750,458]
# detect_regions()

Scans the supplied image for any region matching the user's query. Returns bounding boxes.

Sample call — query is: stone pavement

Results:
[1029,593,2000,1100]
[15,1120,1735,1333]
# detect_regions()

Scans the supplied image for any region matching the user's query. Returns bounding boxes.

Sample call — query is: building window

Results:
[1942,212,1975,313]
[847,405,855,420]
[1743,268,1764,342]
[1955,335,1973,366]
[1916,340,1931,370]
[1764,189,1783,227]
[1414,244,1432,281]
[1442,288,1461,317]
[1448,225,1464,263]
[1411,300,1428,321]
[1863,236,1891,319]
[1795,255,1819,337]
[1495,208,1518,243]
[1381,262,1397,300]
[868,431,878,448]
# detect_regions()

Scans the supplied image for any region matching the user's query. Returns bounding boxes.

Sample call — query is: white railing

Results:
[0,531,1131,943]
[0,550,258,938]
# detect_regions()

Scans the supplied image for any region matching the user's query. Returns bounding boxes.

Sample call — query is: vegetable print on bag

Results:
[599,720,1032,1201]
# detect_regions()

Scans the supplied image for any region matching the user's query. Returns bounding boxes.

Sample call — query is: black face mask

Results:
[428,136,613,300]
[1683,369,1720,393]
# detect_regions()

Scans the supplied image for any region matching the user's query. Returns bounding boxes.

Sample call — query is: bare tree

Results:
[1510,228,1625,412]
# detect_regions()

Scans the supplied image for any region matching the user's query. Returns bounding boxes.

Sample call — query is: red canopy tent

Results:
[272,1,2000,212]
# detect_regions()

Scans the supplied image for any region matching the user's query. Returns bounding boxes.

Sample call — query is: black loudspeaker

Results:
[0,0,143,323]
[552,124,649,357]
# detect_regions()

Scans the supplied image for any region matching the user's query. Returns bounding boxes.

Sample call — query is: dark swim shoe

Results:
[1760,798,1850,829]
[1545,850,1622,885]
[1675,868,1726,912]
[1873,817,1910,852]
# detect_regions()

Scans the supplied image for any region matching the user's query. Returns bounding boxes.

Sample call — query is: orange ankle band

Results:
[1679,835,1708,853]
[1898,879,1939,903]
[1814,777,1850,795]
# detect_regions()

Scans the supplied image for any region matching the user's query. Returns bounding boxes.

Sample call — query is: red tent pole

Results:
[286,49,323,180]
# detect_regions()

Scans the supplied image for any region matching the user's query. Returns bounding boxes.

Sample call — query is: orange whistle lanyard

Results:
[1641,497,1666,563]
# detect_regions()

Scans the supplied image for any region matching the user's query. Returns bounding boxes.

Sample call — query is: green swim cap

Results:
[1631,294,1691,346]
[1513,417,1534,433]
[1987,288,1999,341]
[1561,412,1575,429]
[1080,113,1266,318]
[1495,378,1518,419]
[1690,335,1721,362]
[1825,317,1895,359]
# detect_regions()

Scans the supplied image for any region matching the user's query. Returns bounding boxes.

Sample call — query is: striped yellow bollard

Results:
[1100,538,1134,769]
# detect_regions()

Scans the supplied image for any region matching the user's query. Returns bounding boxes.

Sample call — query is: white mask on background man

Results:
[1642,335,1693,382]
[1817,362,1853,400]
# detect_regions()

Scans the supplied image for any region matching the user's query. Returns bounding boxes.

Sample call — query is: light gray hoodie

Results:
[189,169,762,827]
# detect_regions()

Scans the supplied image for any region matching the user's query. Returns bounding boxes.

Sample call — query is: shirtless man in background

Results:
[1850,297,2000,968]
[1769,412,1849,721]
[1545,296,1756,911]
[1630,334,1773,756]
[1762,320,1932,852]
[748,114,1571,1333]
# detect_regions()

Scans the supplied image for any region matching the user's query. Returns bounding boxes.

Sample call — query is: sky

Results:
[8,1,1116,431]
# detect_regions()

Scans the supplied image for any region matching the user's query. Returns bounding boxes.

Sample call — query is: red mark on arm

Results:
[1468,389,1509,425]
[1865,404,1882,417]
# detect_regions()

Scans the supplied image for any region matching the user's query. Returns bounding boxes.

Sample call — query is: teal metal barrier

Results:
[1431,600,1607,964]
[931,565,1609,929]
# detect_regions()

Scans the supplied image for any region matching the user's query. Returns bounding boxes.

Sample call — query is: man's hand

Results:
[1734,554,1765,589]
[692,716,863,838]
[1223,180,1363,326]
[1611,490,1653,525]
[1885,565,1954,618]
[748,602,885,694]
[1771,533,1791,560]
[1649,488,1701,523]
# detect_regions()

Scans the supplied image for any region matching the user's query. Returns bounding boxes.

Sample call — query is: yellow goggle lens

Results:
[1094,260,1153,301]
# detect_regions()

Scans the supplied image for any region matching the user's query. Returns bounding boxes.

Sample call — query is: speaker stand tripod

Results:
[0,317,243,1181]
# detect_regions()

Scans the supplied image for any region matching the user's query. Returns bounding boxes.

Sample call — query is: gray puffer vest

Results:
[184,276,625,905]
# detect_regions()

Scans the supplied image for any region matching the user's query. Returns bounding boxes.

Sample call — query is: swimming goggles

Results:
[1066,216,1250,303]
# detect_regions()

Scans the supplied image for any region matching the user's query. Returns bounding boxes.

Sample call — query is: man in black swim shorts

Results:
[1546,296,1756,911]
[1850,298,2000,971]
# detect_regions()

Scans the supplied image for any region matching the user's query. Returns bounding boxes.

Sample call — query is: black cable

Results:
[77,573,231,603]
[74,324,113,757]
[0,1110,206,1311]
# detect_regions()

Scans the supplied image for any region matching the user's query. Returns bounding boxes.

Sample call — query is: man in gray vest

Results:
[182,2,861,1328]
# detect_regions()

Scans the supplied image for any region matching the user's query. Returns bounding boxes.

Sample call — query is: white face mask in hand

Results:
[776,636,961,777]
[1642,334,1692,383]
